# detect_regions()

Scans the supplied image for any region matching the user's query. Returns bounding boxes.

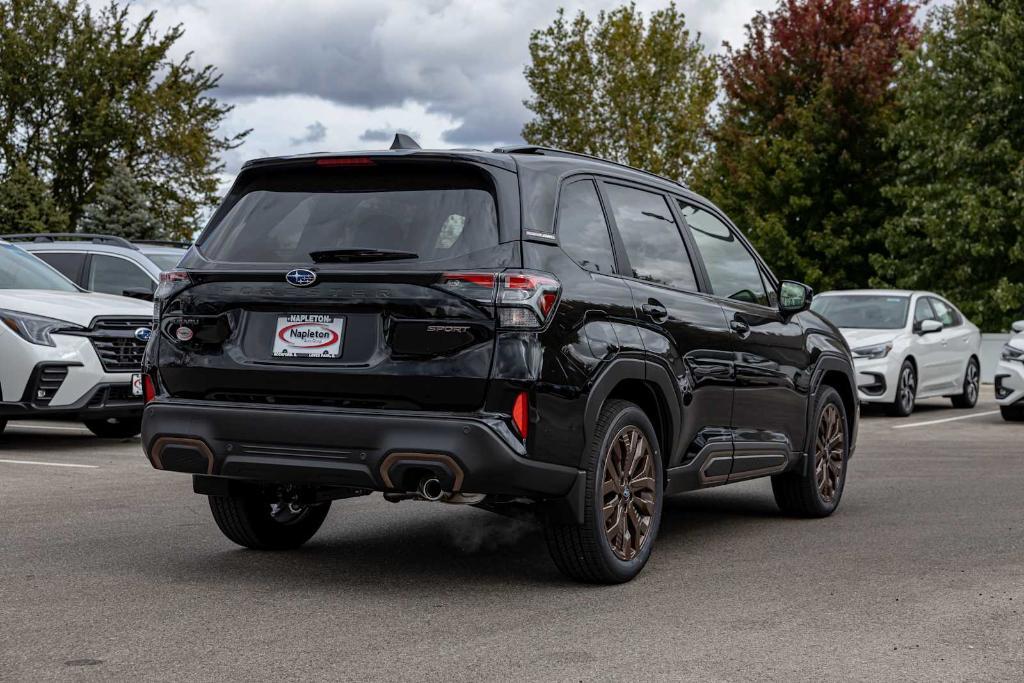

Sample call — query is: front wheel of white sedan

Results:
[887,360,917,417]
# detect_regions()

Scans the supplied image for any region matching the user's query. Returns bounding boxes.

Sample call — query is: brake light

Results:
[512,391,529,439]
[439,270,561,330]
[316,157,375,167]
[143,374,156,403]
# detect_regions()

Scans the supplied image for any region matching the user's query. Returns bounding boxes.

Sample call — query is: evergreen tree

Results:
[0,160,68,233]
[877,0,1024,330]
[79,163,161,240]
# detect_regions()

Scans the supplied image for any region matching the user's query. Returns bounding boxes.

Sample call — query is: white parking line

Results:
[0,459,99,469]
[892,410,1000,430]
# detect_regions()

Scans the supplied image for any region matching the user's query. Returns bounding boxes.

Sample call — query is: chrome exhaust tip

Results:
[418,476,445,502]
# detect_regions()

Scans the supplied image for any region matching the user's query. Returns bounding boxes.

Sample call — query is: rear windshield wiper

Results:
[309,248,419,263]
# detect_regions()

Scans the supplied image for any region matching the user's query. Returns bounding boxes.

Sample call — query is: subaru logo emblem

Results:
[286,269,317,287]
[134,327,152,342]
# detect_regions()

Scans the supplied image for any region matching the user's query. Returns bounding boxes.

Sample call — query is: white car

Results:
[811,290,981,416]
[0,240,154,437]
[995,321,1024,422]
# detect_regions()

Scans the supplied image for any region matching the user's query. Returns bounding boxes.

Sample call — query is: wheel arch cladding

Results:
[605,379,670,466]
[583,358,679,469]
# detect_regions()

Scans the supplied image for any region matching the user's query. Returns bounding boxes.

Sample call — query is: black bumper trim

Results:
[142,399,580,498]
[0,382,143,420]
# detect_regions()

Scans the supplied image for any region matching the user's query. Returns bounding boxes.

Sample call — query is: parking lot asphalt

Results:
[1,389,1021,681]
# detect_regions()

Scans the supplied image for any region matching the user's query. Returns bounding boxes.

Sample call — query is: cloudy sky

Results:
[122,1,778,175]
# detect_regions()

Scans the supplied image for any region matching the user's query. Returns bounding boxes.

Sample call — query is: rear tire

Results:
[772,386,850,518]
[951,358,980,408]
[886,361,916,417]
[208,493,331,550]
[1001,405,1024,422]
[83,417,142,438]
[542,399,664,583]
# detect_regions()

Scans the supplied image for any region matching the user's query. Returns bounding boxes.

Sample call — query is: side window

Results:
[678,202,769,306]
[928,298,960,327]
[556,180,616,274]
[87,255,155,296]
[35,252,87,284]
[604,184,697,291]
[914,297,935,323]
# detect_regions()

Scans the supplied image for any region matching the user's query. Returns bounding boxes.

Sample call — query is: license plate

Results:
[272,315,345,358]
[131,373,143,397]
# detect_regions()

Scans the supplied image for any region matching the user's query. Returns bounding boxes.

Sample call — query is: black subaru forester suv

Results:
[142,140,858,583]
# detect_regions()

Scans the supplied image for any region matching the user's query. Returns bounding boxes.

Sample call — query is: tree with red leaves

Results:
[696,0,921,290]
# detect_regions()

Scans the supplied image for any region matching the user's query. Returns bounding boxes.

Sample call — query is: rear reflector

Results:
[143,375,156,403]
[512,392,529,439]
[316,157,375,167]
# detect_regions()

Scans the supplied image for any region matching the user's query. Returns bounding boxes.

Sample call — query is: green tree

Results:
[523,2,716,183]
[0,0,248,239]
[79,163,160,240]
[696,0,920,290]
[877,0,1024,330]
[0,160,67,232]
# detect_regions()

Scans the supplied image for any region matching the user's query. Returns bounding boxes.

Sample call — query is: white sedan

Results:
[811,290,981,416]
[995,321,1024,421]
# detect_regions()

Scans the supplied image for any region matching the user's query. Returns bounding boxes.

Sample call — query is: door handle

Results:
[642,300,668,322]
[730,319,751,337]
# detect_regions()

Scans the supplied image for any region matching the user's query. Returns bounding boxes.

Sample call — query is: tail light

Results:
[512,391,529,439]
[439,270,560,330]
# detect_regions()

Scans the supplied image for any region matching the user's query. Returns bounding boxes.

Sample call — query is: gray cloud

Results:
[290,121,327,146]
[129,0,776,147]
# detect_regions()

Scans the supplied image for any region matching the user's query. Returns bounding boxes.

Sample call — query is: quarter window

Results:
[604,184,697,291]
[556,180,616,274]
[678,202,769,306]
[87,255,155,296]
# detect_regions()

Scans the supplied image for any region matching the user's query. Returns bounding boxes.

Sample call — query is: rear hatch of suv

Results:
[155,156,522,412]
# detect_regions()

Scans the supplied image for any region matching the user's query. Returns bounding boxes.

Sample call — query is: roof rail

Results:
[0,232,138,249]
[493,145,689,189]
[133,239,192,249]
[0,233,139,249]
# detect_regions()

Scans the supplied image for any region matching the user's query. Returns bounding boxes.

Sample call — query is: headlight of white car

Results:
[1002,344,1024,362]
[852,342,893,360]
[0,309,83,347]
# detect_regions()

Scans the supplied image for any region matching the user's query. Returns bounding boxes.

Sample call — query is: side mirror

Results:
[121,287,154,302]
[779,280,813,314]
[919,319,943,335]
[1012,320,1024,334]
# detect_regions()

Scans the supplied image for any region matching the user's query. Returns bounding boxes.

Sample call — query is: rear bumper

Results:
[141,399,580,498]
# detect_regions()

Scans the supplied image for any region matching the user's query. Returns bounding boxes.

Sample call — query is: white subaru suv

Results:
[811,290,981,417]
[0,240,154,437]
[996,321,1024,422]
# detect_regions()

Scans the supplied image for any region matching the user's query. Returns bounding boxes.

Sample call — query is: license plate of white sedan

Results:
[272,314,345,358]
[131,373,143,396]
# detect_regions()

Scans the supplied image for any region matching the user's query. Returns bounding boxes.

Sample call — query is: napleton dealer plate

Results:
[272,314,345,358]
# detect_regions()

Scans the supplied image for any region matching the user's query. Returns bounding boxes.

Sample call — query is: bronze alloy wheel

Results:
[602,425,657,561]
[815,403,846,503]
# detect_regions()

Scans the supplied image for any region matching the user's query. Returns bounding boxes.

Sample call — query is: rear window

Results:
[199,164,499,265]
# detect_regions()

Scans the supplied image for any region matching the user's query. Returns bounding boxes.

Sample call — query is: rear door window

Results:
[199,165,499,266]
[87,254,155,296]
[34,252,87,285]
[603,183,697,291]
[678,202,769,306]
[556,179,616,274]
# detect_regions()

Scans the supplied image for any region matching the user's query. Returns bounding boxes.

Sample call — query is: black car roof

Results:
[238,147,708,234]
